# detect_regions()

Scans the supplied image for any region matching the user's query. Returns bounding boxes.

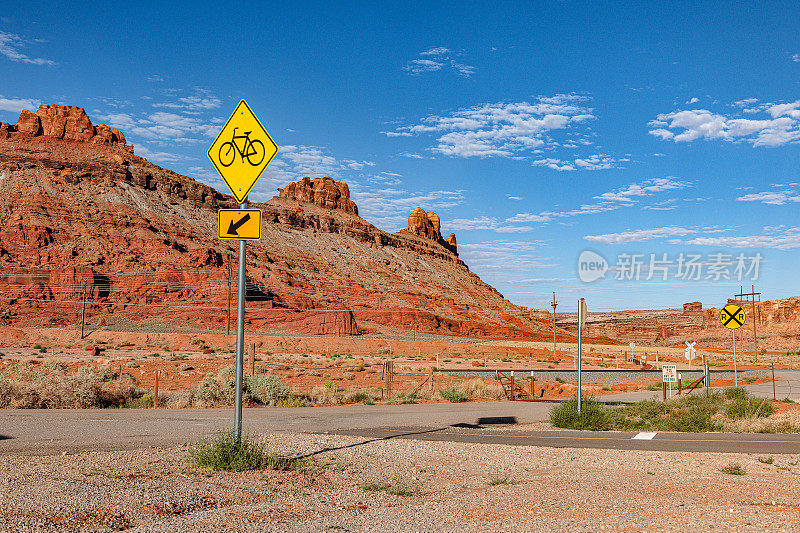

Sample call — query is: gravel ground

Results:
[1,432,799,532]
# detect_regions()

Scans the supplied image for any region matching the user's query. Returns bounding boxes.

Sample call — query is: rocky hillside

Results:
[561,297,800,350]
[0,104,566,340]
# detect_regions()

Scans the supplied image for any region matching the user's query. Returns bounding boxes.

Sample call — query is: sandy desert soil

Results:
[1,432,799,532]
[1,326,794,406]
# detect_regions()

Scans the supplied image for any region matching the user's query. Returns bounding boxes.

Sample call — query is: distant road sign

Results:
[208,100,278,204]
[662,364,677,383]
[218,209,262,240]
[720,304,746,330]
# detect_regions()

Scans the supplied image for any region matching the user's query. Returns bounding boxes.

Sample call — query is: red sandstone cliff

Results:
[0,104,558,340]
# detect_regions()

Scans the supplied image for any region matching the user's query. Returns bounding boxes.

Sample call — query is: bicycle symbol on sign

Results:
[218,127,266,167]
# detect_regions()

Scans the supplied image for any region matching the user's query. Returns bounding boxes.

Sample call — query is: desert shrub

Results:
[608,394,723,433]
[276,395,314,407]
[0,364,136,408]
[194,367,290,406]
[720,463,745,475]
[310,382,342,405]
[724,397,774,419]
[550,395,610,431]
[724,387,748,401]
[194,367,236,406]
[660,407,722,432]
[344,390,371,404]
[457,378,505,400]
[188,431,305,472]
[244,374,290,405]
[438,385,466,403]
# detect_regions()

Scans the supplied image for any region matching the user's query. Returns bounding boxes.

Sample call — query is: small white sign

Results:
[662,364,677,383]
[629,342,636,349]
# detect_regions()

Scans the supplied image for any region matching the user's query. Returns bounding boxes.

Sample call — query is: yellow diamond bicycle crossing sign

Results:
[720,303,746,330]
[218,209,262,240]
[208,100,278,204]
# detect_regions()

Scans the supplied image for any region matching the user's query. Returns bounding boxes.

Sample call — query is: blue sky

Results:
[2,1,799,312]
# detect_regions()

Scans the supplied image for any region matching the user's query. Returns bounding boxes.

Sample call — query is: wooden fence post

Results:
[154,370,159,409]
[250,343,256,376]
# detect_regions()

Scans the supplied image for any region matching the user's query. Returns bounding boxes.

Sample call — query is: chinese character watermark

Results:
[577,251,763,282]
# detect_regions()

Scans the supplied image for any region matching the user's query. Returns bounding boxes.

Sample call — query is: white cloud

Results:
[457,240,553,272]
[0,95,40,114]
[420,47,450,56]
[534,153,628,171]
[386,94,599,160]
[793,54,800,63]
[584,226,697,244]
[404,47,476,77]
[135,146,187,164]
[97,108,219,142]
[686,97,699,104]
[686,227,800,249]
[351,187,465,230]
[507,195,523,200]
[0,31,55,66]
[449,216,533,233]
[649,100,800,147]
[737,190,800,205]
[152,88,222,111]
[594,177,690,202]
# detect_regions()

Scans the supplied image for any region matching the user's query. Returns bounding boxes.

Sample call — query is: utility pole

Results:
[226,259,232,336]
[735,285,761,361]
[551,292,558,360]
[80,281,87,339]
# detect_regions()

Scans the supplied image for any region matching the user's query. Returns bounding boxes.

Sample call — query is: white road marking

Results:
[632,432,657,440]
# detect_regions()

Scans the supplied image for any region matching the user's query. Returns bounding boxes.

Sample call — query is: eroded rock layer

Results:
[0,105,561,340]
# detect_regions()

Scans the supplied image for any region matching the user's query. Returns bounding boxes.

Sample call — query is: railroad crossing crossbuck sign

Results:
[208,100,279,204]
[218,209,262,240]
[719,303,746,330]
[684,341,696,361]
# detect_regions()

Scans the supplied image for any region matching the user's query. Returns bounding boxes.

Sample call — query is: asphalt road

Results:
[2,400,799,456]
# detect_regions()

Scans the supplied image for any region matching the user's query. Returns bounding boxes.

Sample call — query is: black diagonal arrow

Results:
[227,213,251,236]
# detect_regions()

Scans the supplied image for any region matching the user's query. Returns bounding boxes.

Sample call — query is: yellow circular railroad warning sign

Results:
[719,303,746,329]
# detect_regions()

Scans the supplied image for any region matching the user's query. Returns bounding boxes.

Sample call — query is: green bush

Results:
[724,387,748,401]
[438,385,466,403]
[550,395,610,431]
[276,395,314,407]
[724,397,774,419]
[188,431,305,472]
[244,374,290,405]
[720,462,745,475]
[195,367,291,406]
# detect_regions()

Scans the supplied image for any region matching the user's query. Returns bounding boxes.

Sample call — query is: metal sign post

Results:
[233,203,248,440]
[208,99,278,442]
[577,298,586,415]
[720,303,745,388]
[732,329,737,387]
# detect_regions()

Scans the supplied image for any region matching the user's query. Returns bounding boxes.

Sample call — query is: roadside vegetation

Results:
[0,363,504,409]
[550,388,798,433]
[187,430,305,472]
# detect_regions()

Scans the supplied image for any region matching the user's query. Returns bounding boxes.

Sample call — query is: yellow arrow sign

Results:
[218,209,262,240]
[720,303,746,330]
[208,100,278,204]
